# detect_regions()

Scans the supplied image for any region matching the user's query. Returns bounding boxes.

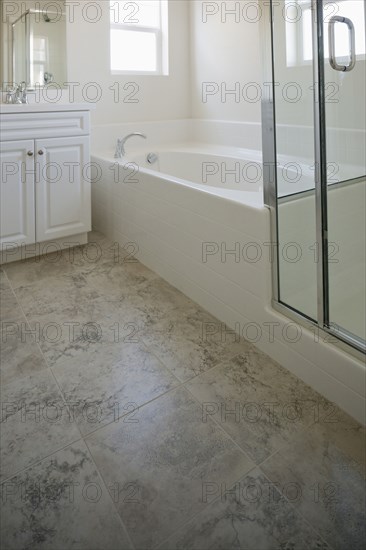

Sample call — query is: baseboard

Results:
[0,233,88,265]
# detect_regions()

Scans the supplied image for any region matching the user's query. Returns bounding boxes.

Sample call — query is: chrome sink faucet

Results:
[5,82,28,104]
[115,132,147,158]
[5,85,17,104]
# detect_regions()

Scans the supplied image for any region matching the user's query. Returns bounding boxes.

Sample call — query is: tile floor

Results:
[0,232,365,550]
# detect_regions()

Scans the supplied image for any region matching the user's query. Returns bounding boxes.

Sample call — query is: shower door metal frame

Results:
[261,0,366,357]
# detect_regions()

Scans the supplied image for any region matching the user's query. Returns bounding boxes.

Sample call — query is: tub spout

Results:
[115,132,147,158]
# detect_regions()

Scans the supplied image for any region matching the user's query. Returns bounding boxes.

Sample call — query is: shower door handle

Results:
[329,16,356,72]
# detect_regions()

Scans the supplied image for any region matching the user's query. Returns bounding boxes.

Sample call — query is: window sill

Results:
[111,70,169,76]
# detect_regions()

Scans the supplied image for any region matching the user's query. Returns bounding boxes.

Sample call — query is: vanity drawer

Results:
[0,111,90,141]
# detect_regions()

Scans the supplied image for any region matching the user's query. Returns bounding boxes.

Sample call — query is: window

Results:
[31,37,49,85]
[110,1,169,75]
[286,0,366,67]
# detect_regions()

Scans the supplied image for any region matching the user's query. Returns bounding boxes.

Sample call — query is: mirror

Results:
[1,1,67,89]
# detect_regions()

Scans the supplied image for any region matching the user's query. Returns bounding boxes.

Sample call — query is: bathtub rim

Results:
[91,147,267,210]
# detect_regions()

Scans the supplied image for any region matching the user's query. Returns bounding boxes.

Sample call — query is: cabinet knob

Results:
[38,150,44,155]
[27,151,34,156]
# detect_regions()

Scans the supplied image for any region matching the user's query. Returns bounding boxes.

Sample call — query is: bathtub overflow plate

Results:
[147,152,159,164]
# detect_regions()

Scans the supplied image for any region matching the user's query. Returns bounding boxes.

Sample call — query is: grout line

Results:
[258,469,336,550]
[0,435,84,485]
[62,337,246,440]
[146,384,263,550]
[177,351,344,469]
[0,284,51,387]
[2,273,45,348]
[1,287,86,481]
[1,326,349,550]
[153,458,258,550]
[2,281,137,547]
[155,448,334,550]
[0,268,11,287]
[177,352,292,461]
[1,235,119,292]
[183,382,256,465]
[80,377,186,440]
[1,231,357,549]
[1,274,310,480]
[82,437,136,550]
[35,317,138,550]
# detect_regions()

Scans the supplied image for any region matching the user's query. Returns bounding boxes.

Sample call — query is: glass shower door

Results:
[322,0,366,346]
[271,0,319,322]
[263,0,366,354]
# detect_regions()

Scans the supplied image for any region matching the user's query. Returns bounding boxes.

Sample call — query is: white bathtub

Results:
[95,145,264,206]
[91,136,365,425]
[93,144,317,204]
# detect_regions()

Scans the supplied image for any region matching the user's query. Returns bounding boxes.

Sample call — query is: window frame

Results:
[110,1,167,76]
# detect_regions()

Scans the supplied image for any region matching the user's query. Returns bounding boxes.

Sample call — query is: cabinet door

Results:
[0,140,35,246]
[35,136,91,242]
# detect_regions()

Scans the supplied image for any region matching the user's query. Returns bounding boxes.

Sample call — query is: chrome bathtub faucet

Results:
[114,132,147,158]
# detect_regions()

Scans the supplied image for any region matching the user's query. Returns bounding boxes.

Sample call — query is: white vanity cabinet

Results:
[0,139,36,245]
[0,105,93,257]
[35,135,90,242]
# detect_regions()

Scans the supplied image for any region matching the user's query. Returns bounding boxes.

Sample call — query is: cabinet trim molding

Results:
[0,111,90,141]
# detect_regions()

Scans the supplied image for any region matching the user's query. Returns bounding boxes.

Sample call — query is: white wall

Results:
[68,0,263,125]
[1,0,192,125]
[66,0,191,125]
[2,0,365,135]
[68,0,264,126]
[189,0,262,123]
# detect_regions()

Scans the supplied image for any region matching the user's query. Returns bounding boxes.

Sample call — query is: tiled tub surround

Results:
[1,233,365,549]
[91,119,366,185]
[91,120,365,425]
